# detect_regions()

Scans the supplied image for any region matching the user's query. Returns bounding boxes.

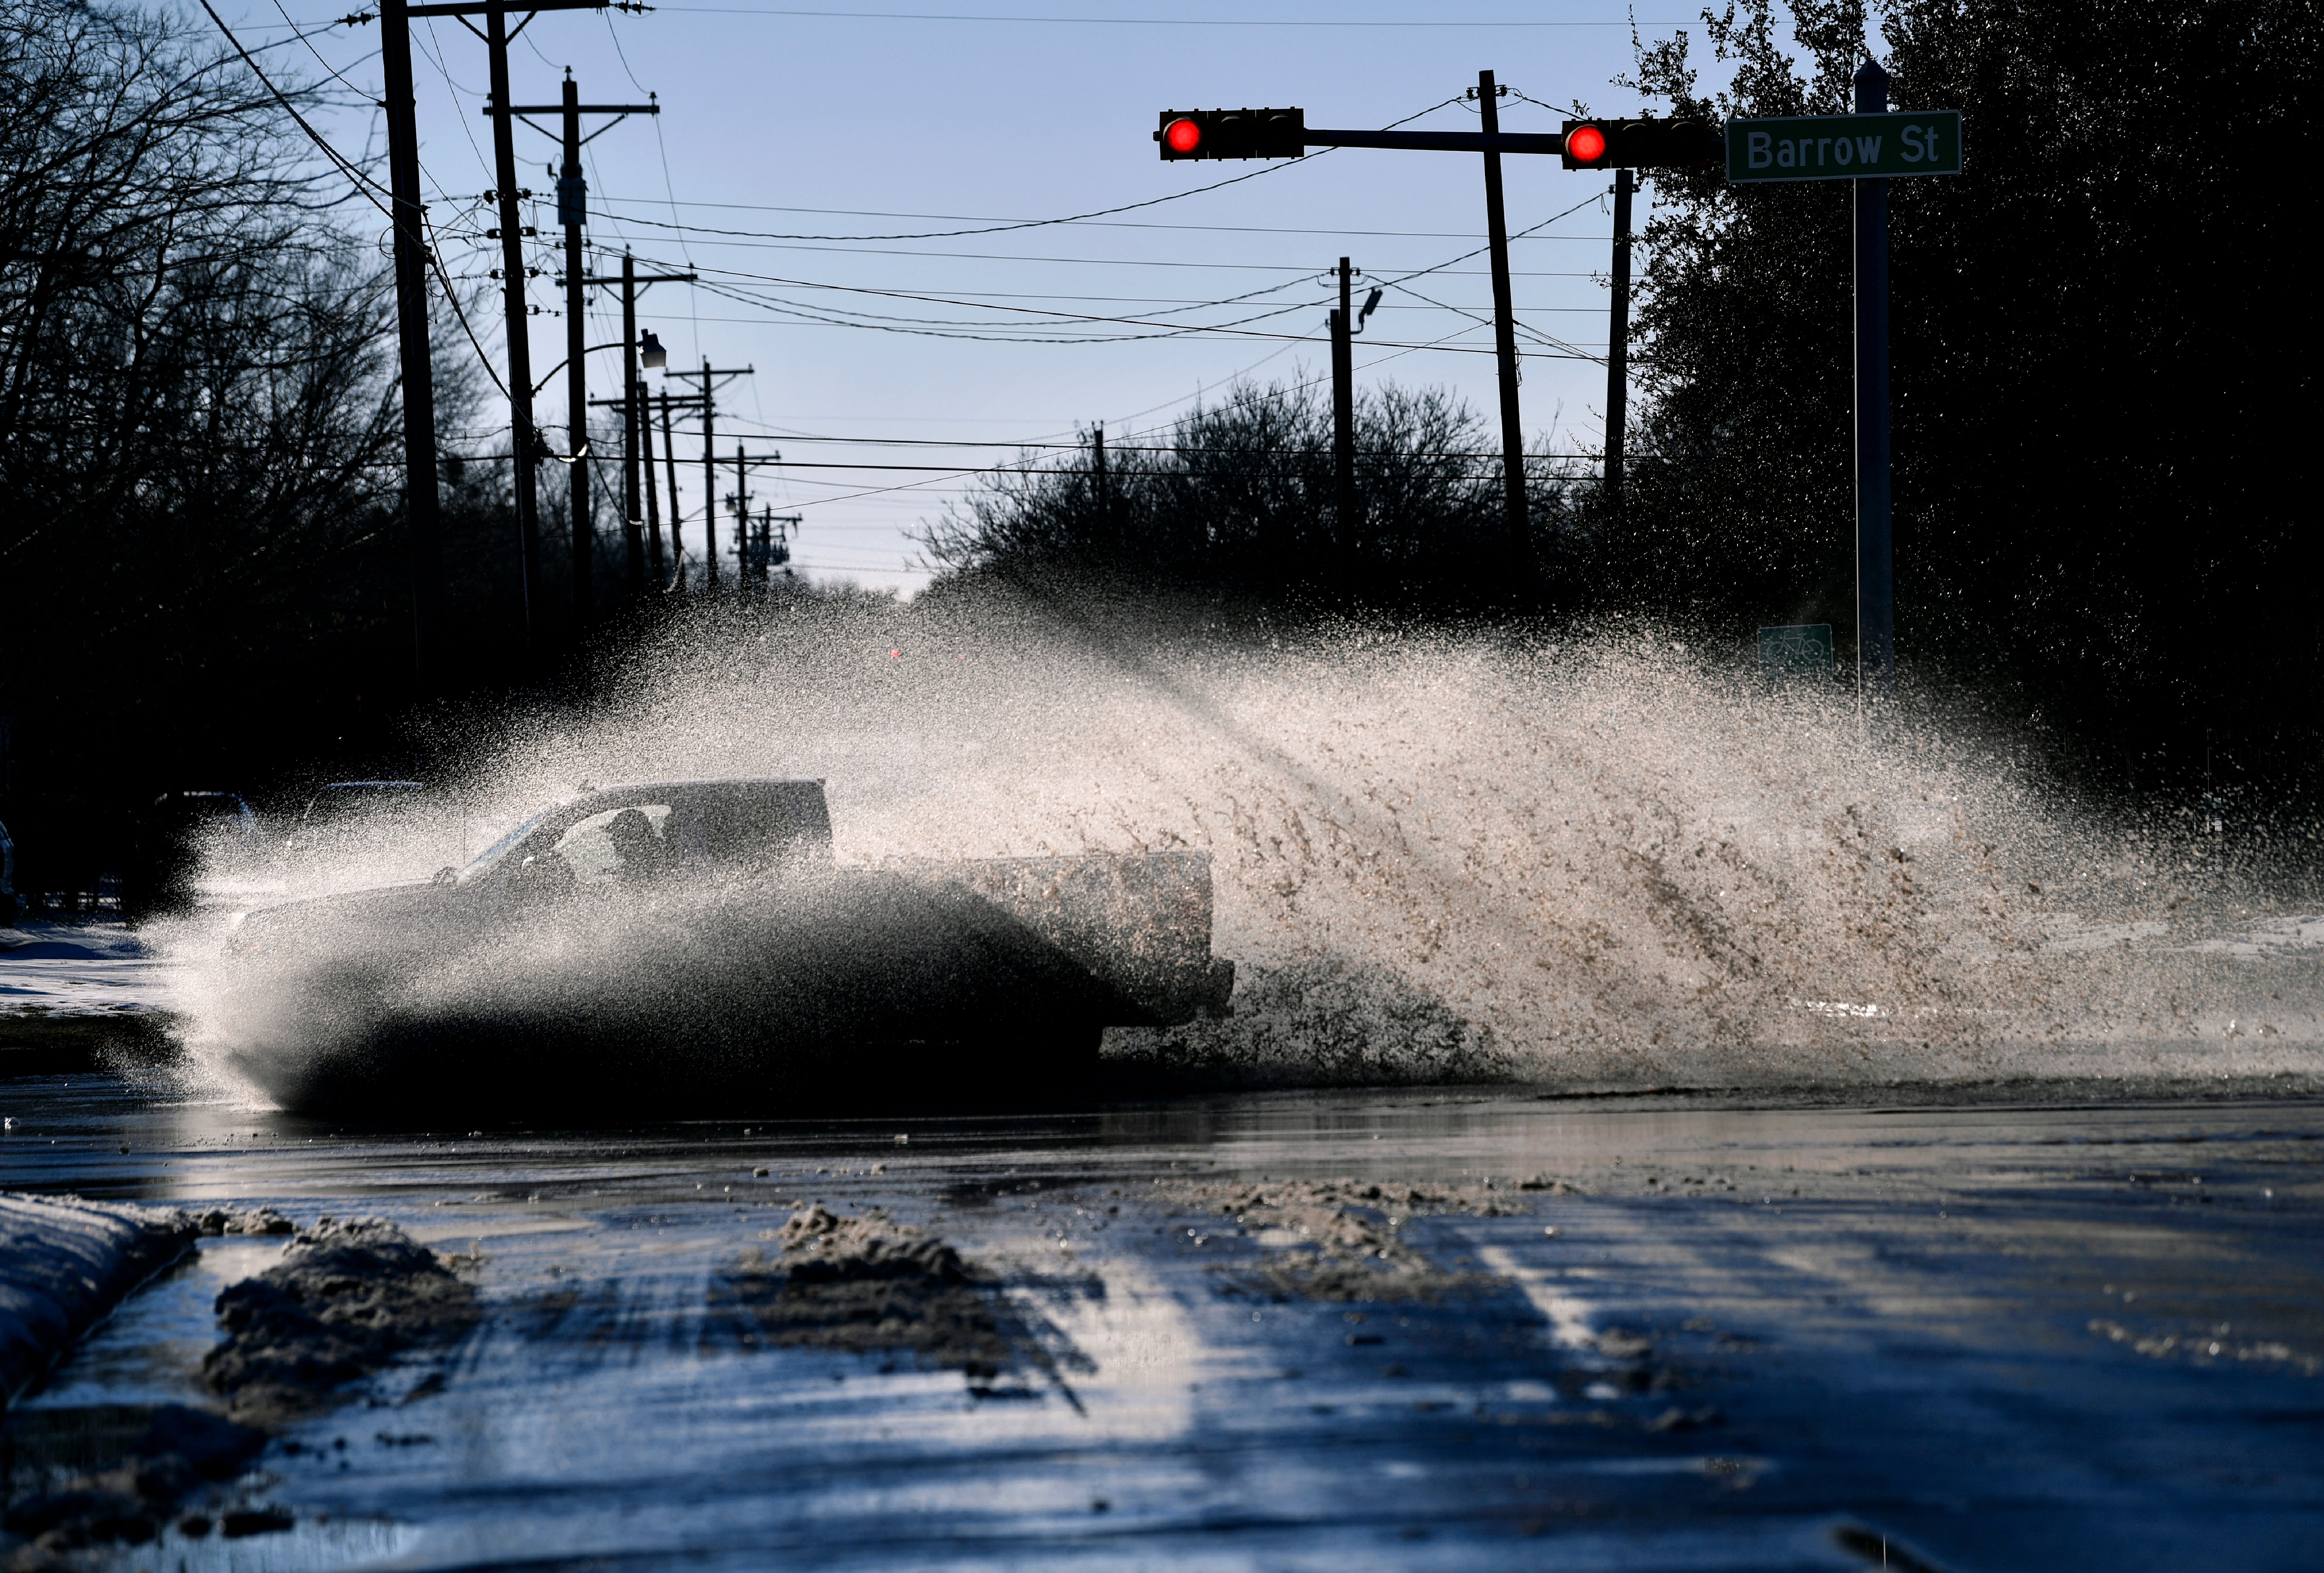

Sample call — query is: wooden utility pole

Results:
[1092,423,1109,545]
[372,0,642,647]
[638,375,664,585]
[730,443,750,590]
[376,0,441,683]
[488,75,656,625]
[659,390,683,588]
[559,74,591,621]
[1475,70,1533,582]
[581,252,693,597]
[619,255,641,595]
[1605,166,1633,519]
[483,0,543,635]
[664,361,752,590]
[702,367,716,588]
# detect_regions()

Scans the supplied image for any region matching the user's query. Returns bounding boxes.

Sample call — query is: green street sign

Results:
[1726,110,1961,182]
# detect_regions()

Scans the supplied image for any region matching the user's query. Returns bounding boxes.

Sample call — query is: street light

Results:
[640,330,667,370]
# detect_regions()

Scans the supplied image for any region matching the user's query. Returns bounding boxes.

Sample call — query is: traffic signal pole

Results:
[1475,73,1533,583]
[1853,58,1894,707]
[377,0,441,684]
[1154,96,1728,602]
[1605,167,1633,519]
[1330,257,1356,574]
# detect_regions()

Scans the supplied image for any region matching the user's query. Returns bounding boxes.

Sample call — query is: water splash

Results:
[172,590,2324,1097]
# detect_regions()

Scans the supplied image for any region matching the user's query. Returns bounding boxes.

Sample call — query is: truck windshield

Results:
[458,807,559,884]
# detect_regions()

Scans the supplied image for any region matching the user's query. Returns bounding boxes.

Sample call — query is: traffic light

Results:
[1560,117,1722,170]
[1156,107,1307,162]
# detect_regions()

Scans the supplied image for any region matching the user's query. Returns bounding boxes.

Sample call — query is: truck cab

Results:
[458,780,835,900]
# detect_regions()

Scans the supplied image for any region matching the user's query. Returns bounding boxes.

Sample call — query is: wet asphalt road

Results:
[2,1074,2321,1572]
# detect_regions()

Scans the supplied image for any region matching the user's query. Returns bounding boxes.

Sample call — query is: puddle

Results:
[18,1239,287,1411]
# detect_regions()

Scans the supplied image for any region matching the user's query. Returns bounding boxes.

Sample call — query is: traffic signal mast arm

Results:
[1154,109,1719,169]
[1302,127,1568,155]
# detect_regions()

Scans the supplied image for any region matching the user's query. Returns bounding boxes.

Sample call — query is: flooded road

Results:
[3,1074,2320,1571]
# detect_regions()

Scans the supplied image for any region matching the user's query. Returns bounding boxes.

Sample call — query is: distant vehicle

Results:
[0,818,20,925]
[282,780,462,892]
[122,791,265,920]
[220,779,1234,1117]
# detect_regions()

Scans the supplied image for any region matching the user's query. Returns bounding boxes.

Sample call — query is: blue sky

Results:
[226,2,1718,591]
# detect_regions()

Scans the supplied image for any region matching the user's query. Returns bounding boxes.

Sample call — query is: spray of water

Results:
[168,588,2324,1099]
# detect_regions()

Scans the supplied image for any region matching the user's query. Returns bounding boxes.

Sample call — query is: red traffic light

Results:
[1561,116,1721,170]
[1157,107,1304,161]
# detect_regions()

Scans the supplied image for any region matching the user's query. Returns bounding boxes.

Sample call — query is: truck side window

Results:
[702,792,793,872]
[551,804,677,889]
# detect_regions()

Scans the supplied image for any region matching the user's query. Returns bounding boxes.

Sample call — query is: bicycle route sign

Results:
[1726,110,1962,182]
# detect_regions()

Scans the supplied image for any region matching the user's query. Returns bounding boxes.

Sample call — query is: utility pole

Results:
[364,0,643,648]
[730,444,750,593]
[1092,423,1109,546]
[1853,57,1894,707]
[579,252,693,597]
[489,75,656,626]
[703,368,716,590]
[559,73,590,621]
[376,0,441,684]
[1475,71,1533,584]
[659,390,683,588]
[1605,166,1633,519]
[483,0,542,636]
[1329,256,1356,573]
[637,375,662,585]
[619,256,641,595]
[664,361,753,591]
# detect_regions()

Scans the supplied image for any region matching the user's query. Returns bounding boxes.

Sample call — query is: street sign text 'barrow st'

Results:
[1726,110,1962,182]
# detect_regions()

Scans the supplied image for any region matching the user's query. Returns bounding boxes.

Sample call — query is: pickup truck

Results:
[217,779,1233,1117]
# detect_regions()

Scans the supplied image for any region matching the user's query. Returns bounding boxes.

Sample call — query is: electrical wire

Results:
[603,9,653,92]
[597,95,1462,245]
[193,0,394,219]
[652,8,1677,26]
[590,196,1593,243]
[646,187,1616,353]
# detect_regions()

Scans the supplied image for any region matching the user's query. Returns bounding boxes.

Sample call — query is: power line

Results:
[672,430,1606,456]
[588,95,1464,246]
[192,0,394,220]
[624,186,1612,352]
[652,8,1682,26]
[588,196,1581,243]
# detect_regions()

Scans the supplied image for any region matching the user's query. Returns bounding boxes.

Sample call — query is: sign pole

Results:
[1605,166,1633,520]
[1853,57,1893,708]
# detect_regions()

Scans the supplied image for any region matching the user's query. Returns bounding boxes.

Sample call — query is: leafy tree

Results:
[0,0,497,890]
[1597,0,2319,789]
[920,376,1573,603]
